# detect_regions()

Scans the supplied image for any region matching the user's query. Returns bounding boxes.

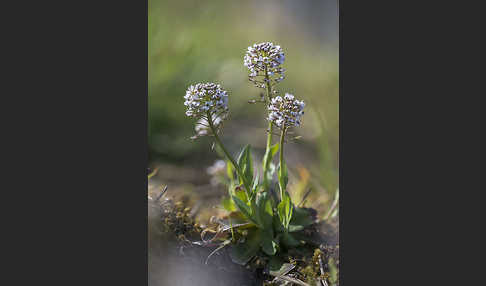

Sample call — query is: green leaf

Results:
[261,233,277,255]
[273,210,284,233]
[268,162,276,179]
[288,225,304,232]
[232,195,252,221]
[270,143,279,158]
[226,159,235,180]
[263,144,279,189]
[281,232,300,247]
[262,143,279,173]
[237,144,253,188]
[278,159,288,194]
[256,191,274,229]
[221,196,236,212]
[277,191,293,230]
[234,186,248,203]
[251,172,259,194]
[268,256,285,272]
[289,207,315,232]
[229,228,262,265]
[249,195,261,227]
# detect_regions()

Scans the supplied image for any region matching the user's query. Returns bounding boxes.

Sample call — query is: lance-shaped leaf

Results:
[261,235,278,256]
[226,159,235,180]
[234,185,248,203]
[288,207,315,232]
[262,143,279,181]
[251,172,260,198]
[277,191,293,230]
[232,195,252,221]
[237,144,254,188]
[256,191,274,229]
[229,228,263,265]
[221,196,236,212]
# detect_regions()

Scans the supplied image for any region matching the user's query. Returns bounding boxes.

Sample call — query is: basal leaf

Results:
[289,207,315,232]
[237,144,253,188]
[256,191,274,229]
[281,232,300,247]
[261,233,277,255]
[288,225,304,232]
[229,228,262,265]
[277,191,293,230]
[234,186,248,203]
[232,195,252,221]
[221,196,236,212]
[250,195,261,227]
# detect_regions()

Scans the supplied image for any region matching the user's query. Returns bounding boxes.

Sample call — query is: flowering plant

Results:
[184,42,316,266]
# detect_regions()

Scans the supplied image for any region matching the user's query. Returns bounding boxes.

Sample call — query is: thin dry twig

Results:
[318,254,329,286]
[155,185,168,202]
[298,188,312,207]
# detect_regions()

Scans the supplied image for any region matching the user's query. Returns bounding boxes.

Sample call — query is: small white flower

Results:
[244,42,285,88]
[268,93,305,128]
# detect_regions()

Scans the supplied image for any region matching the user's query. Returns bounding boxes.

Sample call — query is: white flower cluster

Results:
[268,93,305,128]
[244,42,285,88]
[194,113,224,137]
[184,82,229,118]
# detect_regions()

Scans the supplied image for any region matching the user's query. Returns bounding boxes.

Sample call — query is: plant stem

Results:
[207,112,251,197]
[279,124,286,200]
[262,66,274,190]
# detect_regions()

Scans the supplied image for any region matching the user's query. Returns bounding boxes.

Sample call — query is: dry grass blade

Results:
[205,240,231,264]
[324,189,339,220]
[269,263,295,277]
[270,263,311,286]
[274,275,311,286]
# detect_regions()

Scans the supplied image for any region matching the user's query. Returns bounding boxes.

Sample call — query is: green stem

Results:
[279,124,286,200]
[207,112,251,197]
[262,66,274,190]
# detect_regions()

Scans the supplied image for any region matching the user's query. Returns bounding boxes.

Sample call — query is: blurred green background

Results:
[149,0,339,199]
